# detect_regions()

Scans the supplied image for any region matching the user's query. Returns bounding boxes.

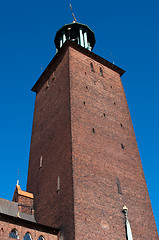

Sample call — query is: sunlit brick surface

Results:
[0,217,57,240]
[27,43,158,239]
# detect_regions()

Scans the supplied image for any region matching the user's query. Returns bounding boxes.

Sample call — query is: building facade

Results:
[0,185,59,239]
[0,22,158,240]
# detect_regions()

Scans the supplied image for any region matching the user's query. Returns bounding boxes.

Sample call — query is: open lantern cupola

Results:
[54,22,96,52]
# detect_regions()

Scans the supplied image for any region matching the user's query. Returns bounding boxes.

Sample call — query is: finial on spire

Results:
[111,52,115,65]
[69,3,77,22]
[17,169,19,186]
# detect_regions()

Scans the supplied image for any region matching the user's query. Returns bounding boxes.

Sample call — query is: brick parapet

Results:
[0,215,58,240]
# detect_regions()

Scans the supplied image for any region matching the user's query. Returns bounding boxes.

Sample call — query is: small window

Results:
[117,178,122,195]
[23,232,32,240]
[57,176,60,193]
[100,67,103,76]
[121,144,125,149]
[40,155,42,168]
[52,71,55,82]
[90,62,94,72]
[9,229,19,239]
[38,236,45,240]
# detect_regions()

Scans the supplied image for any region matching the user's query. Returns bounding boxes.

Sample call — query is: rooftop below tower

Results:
[54,22,96,52]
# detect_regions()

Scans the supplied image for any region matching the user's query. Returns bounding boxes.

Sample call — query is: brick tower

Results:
[27,22,158,239]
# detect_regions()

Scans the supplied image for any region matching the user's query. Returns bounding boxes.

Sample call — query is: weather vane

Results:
[69,3,77,22]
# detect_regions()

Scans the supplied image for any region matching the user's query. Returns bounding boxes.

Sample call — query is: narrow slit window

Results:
[52,71,55,82]
[100,67,103,76]
[40,155,42,168]
[117,178,122,195]
[90,62,94,72]
[57,176,60,193]
[121,144,125,149]
[46,80,49,89]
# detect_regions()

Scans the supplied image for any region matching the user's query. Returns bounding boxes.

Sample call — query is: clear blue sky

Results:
[0,0,158,232]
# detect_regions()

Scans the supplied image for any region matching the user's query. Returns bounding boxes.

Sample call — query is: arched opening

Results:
[9,229,19,239]
[38,236,45,240]
[23,232,32,240]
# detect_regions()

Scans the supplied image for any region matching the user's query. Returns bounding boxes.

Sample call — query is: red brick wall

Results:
[27,44,158,239]
[18,195,34,215]
[12,187,34,215]
[27,48,75,239]
[69,47,158,239]
[0,217,57,240]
